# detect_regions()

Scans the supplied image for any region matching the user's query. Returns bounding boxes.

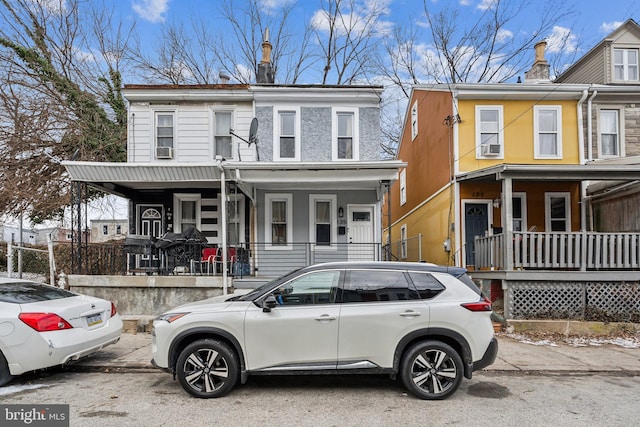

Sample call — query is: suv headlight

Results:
[156,312,189,323]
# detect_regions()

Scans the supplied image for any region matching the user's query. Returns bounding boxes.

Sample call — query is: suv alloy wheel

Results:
[400,340,463,400]
[176,339,239,398]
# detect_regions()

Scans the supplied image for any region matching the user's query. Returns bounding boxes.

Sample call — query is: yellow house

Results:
[385,79,591,267]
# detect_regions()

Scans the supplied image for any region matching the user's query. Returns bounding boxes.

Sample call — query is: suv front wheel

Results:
[400,340,463,400]
[176,339,239,398]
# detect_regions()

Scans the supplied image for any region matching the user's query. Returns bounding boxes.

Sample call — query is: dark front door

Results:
[464,203,488,267]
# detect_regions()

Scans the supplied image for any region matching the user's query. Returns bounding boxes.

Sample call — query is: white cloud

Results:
[310,0,393,37]
[496,28,513,43]
[476,0,497,11]
[132,0,170,24]
[546,26,578,54]
[600,21,623,34]
[459,0,472,5]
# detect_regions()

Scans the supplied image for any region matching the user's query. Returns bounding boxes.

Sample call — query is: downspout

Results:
[586,89,598,163]
[215,156,228,295]
[578,89,588,270]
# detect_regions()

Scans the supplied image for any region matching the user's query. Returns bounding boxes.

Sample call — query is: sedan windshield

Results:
[0,282,76,304]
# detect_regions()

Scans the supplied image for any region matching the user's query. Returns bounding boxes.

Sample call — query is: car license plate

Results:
[86,313,102,326]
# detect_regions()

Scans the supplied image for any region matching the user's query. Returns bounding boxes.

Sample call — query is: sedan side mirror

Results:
[262,295,277,312]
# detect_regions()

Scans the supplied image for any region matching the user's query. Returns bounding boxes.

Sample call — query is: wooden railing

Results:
[475,232,640,270]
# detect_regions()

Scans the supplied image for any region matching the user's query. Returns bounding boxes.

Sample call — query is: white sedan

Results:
[0,277,122,386]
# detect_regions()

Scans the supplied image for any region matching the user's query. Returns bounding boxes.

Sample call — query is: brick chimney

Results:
[524,40,550,82]
[256,28,274,84]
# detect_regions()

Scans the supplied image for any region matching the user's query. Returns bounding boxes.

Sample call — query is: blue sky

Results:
[106,0,640,85]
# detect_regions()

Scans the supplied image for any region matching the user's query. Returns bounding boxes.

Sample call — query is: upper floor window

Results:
[102,225,108,235]
[155,112,174,159]
[265,193,292,249]
[599,109,621,157]
[476,106,503,158]
[309,194,337,248]
[400,168,407,206]
[614,48,639,81]
[411,100,418,140]
[275,109,300,161]
[332,108,359,161]
[116,225,122,235]
[214,111,233,159]
[534,106,562,158]
[545,192,570,232]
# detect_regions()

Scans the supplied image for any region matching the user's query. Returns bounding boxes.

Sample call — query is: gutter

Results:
[586,89,598,162]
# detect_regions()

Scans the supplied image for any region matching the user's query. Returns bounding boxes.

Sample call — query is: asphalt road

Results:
[2,369,640,426]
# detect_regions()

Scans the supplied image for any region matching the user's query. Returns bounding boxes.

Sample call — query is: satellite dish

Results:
[248,117,258,145]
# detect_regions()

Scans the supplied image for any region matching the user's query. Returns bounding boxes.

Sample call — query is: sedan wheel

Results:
[401,340,463,400]
[0,351,13,387]
[176,339,239,398]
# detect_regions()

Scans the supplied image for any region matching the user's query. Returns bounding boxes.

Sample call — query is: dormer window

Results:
[614,48,639,81]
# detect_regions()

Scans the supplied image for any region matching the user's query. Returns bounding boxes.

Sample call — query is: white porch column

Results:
[502,177,514,271]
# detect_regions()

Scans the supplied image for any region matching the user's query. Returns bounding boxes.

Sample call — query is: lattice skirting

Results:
[506,281,640,322]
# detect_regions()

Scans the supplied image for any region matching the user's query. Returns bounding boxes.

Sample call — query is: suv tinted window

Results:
[407,272,445,299]
[341,270,419,302]
[273,270,339,305]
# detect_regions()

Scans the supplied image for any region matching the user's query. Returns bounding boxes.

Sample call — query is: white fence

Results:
[475,232,640,270]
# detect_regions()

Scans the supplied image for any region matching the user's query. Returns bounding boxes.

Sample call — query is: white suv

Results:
[151,262,498,400]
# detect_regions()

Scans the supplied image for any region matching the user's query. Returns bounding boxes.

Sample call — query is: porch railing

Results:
[475,232,640,270]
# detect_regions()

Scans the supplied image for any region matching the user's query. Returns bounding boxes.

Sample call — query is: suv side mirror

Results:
[262,295,277,312]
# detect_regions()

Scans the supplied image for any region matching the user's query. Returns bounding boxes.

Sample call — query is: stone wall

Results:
[68,275,229,317]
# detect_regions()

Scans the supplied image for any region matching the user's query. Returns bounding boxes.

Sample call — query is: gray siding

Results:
[301,107,332,161]
[359,107,382,161]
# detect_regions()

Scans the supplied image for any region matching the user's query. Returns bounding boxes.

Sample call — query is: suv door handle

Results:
[400,311,421,317]
[315,314,337,322]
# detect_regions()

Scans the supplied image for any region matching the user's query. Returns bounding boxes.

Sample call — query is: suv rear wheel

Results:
[401,340,463,400]
[176,339,239,398]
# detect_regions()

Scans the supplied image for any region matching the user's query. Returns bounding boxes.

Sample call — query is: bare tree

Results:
[311,0,390,85]
[0,0,130,222]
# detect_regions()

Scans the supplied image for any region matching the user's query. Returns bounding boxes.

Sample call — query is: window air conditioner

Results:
[156,146,173,159]
[481,144,501,156]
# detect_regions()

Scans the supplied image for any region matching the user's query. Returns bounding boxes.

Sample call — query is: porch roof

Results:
[455,163,640,183]
[62,160,406,196]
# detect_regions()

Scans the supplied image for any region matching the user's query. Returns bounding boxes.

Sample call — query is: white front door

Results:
[347,205,375,261]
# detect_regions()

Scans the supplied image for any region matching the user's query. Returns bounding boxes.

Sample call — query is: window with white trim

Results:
[534,106,562,158]
[332,108,359,160]
[102,225,108,236]
[274,108,300,161]
[400,168,407,206]
[545,192,570,232]
[411,100,418,140]
[214,111,233,159]
[265,193,292,249]
[476,106,503,158]
[155,111,175,158]
[599,109,621,157]
[614,48,639,82]
[309,194,337,248]
[116,225,122,235]
[400,224,407,259]
[174,194,201,233]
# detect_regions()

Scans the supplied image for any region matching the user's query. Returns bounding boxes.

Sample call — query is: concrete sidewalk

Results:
[72,332,640,374]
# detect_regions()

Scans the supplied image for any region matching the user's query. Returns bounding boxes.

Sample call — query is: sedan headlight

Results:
[155,312,189,323]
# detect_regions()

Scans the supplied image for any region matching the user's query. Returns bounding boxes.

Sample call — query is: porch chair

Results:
[191,247,221,275]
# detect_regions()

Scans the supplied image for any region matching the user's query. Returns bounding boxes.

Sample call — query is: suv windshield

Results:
[237,268,303,301]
